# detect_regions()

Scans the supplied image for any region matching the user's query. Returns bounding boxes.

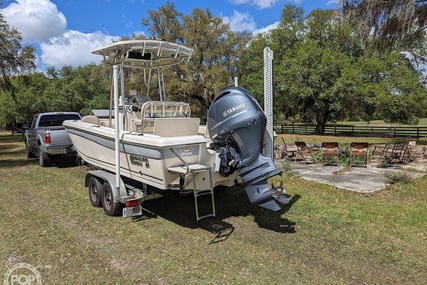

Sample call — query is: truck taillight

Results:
[45,133,51,144]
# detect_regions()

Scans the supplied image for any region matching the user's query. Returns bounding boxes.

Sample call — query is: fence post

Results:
[417,127,419,141]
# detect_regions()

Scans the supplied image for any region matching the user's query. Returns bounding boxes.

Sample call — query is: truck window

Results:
[30,116,38,129]
[38,114,81,127]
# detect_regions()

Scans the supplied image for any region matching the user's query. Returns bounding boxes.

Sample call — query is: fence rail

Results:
[274,123,427,140]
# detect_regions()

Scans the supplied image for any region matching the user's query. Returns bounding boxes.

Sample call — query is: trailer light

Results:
[126,199,139,207]
[45,133,51,144]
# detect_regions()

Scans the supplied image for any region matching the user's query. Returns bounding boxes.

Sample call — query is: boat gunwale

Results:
[63,121,208,150]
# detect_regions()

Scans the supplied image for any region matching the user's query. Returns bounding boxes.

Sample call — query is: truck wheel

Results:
[38,144,51,167]
[88,177,102,207]
[25,142,35,158]
[101,183,123,216]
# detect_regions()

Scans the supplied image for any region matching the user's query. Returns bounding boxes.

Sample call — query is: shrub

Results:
[384,172,412,184]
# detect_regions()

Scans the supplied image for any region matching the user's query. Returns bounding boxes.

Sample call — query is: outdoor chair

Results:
[294,141,315,163]
[321,142,339,166]
[274,139,298,160]
[273,143,287,159]
[384,138,410,166]
[349,142,369,167]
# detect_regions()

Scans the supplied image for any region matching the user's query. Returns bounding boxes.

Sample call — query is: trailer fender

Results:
[84,170,127,204]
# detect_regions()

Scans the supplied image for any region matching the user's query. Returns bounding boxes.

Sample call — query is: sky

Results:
[1,0,339,72]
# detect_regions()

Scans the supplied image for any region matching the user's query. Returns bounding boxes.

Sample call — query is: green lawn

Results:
[335,118,427,127]
[1,131,426,284]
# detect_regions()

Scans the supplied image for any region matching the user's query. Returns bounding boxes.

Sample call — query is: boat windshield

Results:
[39,114,81,127]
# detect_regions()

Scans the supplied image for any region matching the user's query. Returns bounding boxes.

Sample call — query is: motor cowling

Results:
[207,87,288,211]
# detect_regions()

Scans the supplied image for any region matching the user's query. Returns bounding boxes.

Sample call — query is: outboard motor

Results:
[207,87,288,211]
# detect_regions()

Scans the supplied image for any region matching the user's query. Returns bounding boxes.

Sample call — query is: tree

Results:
[340,0,427,55]
[0,72,50,125]
[0,64,110,125]
[141,2,249,121]
[43,64,110,114]
[0,4,36,102]
[241,7,360,133]
[240,4,427,133]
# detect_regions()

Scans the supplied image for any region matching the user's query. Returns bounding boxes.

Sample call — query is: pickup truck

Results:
[24,112,82,167]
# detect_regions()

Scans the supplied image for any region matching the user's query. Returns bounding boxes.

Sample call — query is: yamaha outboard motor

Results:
[207,87,288,211]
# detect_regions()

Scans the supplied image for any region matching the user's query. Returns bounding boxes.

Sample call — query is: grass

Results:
[335,118,427,127]
[276,133,416,145]
[1,131,427,284]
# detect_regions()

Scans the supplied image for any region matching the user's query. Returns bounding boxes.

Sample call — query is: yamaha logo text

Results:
[222,103,246,117]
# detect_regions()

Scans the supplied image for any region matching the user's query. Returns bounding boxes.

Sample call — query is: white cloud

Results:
[223,10,257,32]
[229,0,280,9]
[2,0,121,70]
[253,21,279,35]
[40,30,119,69]
[286,0,304,4]
[326,0,340,5]
[2,0,66,42]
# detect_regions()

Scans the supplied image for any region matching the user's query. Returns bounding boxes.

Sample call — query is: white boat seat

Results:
[82,115,100,125]
[133,101,192,132]
[141,101,191,118]
[153,117,200,137]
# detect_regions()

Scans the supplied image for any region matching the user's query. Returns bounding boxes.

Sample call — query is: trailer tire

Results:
[38,144,51,167]
[101,183,123,216]
[88,177,102,207]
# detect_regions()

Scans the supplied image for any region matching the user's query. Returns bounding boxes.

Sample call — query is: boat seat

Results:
[82,115,100,125]
[141,101,191,118]
[153,117,200,137]
[133,101,192,132]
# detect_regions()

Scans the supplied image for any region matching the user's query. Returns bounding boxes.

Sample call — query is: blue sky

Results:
[1,0,339,71]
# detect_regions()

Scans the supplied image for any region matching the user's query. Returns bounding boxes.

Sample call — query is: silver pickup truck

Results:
[24,112,82,167]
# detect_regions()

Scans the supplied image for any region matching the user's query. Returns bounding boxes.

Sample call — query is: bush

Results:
[384,172,412,184]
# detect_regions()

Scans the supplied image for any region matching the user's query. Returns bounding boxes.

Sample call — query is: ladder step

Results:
[168,164,210,174]
[197,213,215,220]
[195,190,213,197]
[169,163,215,221]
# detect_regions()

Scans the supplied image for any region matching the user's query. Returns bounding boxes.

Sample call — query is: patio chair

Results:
[349,142,369,167]
[273,138,289,159]
[321,142,339,166]
[294,141,315,163]
[384,138,410,165]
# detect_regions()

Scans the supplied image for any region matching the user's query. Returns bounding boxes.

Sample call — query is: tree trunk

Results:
[314,110,331,134]
[315,121,326,134]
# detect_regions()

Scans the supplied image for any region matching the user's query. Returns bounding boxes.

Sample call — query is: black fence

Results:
[274,123,427,140]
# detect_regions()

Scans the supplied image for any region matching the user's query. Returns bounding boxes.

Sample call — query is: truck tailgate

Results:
[44,127,73,146]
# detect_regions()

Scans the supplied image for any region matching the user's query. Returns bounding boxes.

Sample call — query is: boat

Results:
[63,40,288,220]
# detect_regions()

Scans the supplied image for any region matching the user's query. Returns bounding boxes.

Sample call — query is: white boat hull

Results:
[64,120,236,191]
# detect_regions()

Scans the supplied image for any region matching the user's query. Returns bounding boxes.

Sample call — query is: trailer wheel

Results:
[88,177,102,207]
[101,183,123,216]
[38,144,51,167]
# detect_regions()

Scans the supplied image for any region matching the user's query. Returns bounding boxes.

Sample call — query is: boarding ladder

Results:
[168,164,215,221]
